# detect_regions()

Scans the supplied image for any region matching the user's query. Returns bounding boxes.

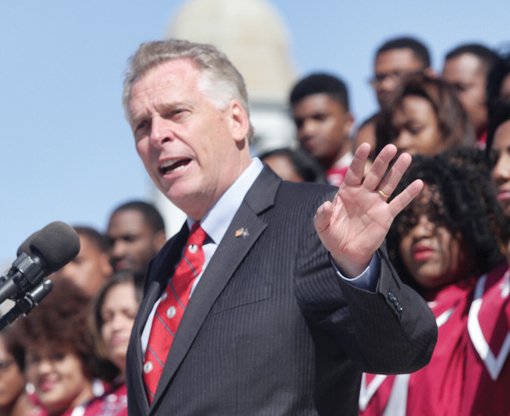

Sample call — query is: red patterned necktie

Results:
[143,223,206,403]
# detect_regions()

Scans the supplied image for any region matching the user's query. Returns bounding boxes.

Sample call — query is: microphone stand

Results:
[0,279,53,330]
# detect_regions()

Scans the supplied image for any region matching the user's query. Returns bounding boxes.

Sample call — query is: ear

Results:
[100,253,114,277]
[228,100,250,143]
[154,230,167,251]
[343,111,355,136]
[423,67,437,79]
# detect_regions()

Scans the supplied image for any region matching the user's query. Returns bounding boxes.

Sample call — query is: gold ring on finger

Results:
[377,189,390,199]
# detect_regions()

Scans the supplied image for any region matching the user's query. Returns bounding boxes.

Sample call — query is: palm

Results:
[315,144,422,277]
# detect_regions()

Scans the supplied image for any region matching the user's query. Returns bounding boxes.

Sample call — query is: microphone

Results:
[0,221,80,304]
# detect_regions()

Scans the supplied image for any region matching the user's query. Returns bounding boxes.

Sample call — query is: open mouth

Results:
[159,158,192,175]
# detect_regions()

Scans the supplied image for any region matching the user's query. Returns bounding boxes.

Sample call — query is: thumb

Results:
[314,201,333,234]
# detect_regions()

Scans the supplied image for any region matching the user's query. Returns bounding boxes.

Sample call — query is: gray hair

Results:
[123,39,253,140]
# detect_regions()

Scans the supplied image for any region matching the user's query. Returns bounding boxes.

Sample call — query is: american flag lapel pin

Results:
[235,227,249,238]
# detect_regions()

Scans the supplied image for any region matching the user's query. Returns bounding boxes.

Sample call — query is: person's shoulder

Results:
[279,180,338,200]
[271,181,338,216]
[84,382,128,416]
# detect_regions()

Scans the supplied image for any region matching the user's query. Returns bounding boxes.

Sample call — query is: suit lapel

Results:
[151,168,281,407]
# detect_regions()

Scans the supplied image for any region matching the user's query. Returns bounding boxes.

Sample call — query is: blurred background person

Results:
[442,43,498,146]
[360,152,509,416]
[487,102,510,221]
[87,271,142,416]
[17,279,102,416]
[375,73,474,156]
[487,49,510,119]
[353,113,377,153]
[52,226,113,297]
[288,72,354,185]
[106,200,166,288]
[258,147,325,183]
[371,36,433,110]
[356,36,434,150]
[0,325,37,416]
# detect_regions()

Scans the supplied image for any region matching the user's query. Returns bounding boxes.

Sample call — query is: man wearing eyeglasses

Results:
[371,36,433,108]
[354,36,434,153]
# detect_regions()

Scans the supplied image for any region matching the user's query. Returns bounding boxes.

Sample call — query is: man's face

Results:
[372,49,424,108]
[53,235,112,297]
[107,210,164,273]
[442,53,488,136]
[292,93,353,168]
[128,59,251,220]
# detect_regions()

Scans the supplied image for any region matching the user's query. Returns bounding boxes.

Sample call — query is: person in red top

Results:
[87,271,142,416]
[360,150,510,416]
[375,74,475,157]
[442,43,498,147]
[0,325,38,416]
[289,73,354,186]
[17,279,102,416]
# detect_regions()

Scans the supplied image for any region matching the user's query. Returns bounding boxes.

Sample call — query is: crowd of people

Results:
[1,34,509,415]
[0,200,165,415]
[280,36,510,415]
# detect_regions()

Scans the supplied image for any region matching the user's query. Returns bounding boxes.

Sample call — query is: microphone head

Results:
[17,222,80,274]
[16,232,37,257]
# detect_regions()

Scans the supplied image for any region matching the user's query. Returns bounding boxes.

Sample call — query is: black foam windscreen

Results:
[19,222,80,273]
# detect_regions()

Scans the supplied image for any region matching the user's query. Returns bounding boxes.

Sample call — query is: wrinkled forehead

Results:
[131,59,201,96]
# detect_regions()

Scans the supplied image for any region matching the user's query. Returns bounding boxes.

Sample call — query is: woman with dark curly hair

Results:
[17,279,101,416]
[360,151,510,416]
[374,74,475,157]
[0,324,37,416]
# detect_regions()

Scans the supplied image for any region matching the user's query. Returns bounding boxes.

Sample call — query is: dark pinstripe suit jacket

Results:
[126,167,437,416]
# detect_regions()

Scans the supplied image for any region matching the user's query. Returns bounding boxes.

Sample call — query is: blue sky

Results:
[1,0,509,266]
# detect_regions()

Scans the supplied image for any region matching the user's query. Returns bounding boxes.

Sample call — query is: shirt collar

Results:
[187,158,264,245]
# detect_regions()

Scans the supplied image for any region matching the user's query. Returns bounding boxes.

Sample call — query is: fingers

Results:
[342,143,371,187]
[376,151,413,199]
[314,201,333,233]
[362,144,398,191]
[388,179,424,217]
[343,144,407,196]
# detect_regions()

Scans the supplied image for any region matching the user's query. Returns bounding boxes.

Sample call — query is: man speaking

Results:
[123,39,437,415]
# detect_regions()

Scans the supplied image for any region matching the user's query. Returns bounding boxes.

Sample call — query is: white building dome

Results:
[168,0,296,102]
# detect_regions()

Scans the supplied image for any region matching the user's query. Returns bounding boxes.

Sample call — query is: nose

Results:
[377,74,399,93]
[149,116,174,146]
[492,155,510,183]
[298,119,316,140]
[34,358,53,375]
[111,240,127,259]
[393,131,412,154]
[412,215,435,237]
[109,313,128,332]
[54,262,76,280]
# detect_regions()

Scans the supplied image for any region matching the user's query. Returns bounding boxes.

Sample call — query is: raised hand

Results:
[315,143,423,277]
